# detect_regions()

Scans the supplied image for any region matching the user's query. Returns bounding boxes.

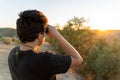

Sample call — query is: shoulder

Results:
[42,50,55,54]
[32,51,54,62]
[38,51,71,61]
[10,46,19,52]
[8,46,19,61]
[9,46,19,56]
[47,53,71,74]
[9,46,20,57]
[37,50,55,57]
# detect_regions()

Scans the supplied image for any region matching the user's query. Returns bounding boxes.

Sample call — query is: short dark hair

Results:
[16,10,48,43]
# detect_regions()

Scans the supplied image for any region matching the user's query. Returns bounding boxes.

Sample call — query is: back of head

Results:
[16,10,48,43]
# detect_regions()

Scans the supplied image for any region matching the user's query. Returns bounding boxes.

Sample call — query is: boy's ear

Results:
[37,33,43,39]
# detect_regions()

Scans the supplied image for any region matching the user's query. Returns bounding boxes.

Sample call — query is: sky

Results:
[0,0,120,30]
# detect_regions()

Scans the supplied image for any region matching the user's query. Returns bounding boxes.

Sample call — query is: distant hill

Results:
[0,28,120,41]
[0,28,16,37]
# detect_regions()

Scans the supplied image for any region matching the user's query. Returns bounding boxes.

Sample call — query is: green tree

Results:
[67,17,86,29]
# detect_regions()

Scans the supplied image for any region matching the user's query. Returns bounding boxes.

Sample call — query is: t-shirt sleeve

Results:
[48,53,71,74]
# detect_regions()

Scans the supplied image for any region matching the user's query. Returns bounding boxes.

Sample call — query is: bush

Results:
[2,37,12,45]
[12,37,17,41]
[15,38,21,45]
[85,39,120,80]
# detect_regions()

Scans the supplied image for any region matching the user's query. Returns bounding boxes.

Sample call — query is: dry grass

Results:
[94,30,120,42]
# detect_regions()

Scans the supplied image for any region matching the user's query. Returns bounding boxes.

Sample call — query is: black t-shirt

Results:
[8,47,71,80]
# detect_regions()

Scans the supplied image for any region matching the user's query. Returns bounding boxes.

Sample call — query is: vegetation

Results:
[47,17,94,56]
[0,18,120,80]
[46,17,120,80]
[14,37,21,45]
[0,28,21,45]
[2,37,12,45]
[83,39,120,80]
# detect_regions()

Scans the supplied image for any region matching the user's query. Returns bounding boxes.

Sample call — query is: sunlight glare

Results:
[98,28,108,31]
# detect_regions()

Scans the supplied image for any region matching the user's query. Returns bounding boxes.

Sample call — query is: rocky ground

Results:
[0,42,81,80]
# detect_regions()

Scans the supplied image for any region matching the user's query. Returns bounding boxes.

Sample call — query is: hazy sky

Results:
[0,0,120,30]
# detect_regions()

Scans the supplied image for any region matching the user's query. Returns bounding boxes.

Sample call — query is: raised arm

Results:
[46,25,83,67]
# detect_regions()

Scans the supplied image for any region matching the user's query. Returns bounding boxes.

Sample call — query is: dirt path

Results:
[0,42,15,80]
[0,42,81,80]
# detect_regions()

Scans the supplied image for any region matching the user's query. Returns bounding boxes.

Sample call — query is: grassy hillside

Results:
[0,28,16,37]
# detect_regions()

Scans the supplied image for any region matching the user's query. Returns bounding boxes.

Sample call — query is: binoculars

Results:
[45,27,48,33]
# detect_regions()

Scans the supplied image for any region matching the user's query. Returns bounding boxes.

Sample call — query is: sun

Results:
[98,28,108,31]
[92,27,109,31]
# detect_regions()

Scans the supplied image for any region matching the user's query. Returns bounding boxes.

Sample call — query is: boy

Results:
[8,10,83,80]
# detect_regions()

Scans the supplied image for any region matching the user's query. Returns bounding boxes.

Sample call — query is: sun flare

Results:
[92,27,109,31]
[98,28,108,31]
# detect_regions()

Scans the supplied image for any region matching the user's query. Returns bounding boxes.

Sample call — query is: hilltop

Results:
[0,28,120,41]
[0,28,16,37]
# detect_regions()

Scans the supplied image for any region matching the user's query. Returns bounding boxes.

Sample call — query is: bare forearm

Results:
[54,33,82,60]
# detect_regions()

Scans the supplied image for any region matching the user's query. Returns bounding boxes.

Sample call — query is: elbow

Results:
[71,56,83,67]
[77,57,83,65]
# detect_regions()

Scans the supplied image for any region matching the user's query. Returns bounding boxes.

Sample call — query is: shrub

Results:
[2,37,12,45]
[12,37,17,41]
[14,37,21,45]
[85,39,120,80]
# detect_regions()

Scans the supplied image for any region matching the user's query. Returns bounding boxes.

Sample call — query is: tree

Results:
[67,17,86,29]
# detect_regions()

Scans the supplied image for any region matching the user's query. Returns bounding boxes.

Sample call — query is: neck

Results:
[23,42,37,48]
[20,41,40,53]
